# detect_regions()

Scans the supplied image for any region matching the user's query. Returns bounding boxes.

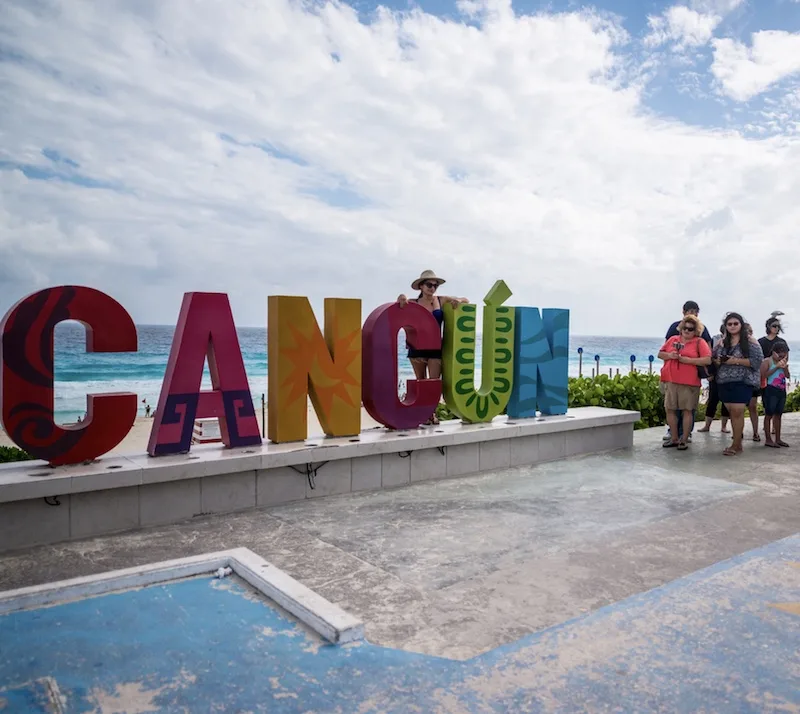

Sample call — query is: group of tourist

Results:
[395,273,791,453]
[659,301,790,456]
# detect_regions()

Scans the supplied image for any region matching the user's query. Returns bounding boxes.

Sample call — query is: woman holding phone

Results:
[658,314,712,450]
[713,312,764,456]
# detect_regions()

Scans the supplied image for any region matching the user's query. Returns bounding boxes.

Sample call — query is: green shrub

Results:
[436,402,458,422]
[568,373,664,429]
[0,445,34,463]
[433,375,800,430]
[786,386,800,414]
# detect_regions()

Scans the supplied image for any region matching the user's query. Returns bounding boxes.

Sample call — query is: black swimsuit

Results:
[407,300,444,359]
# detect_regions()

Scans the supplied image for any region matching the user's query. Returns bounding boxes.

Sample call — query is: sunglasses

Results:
[681,326,696,332]
[422,282,438,289]
[726,321,740,327]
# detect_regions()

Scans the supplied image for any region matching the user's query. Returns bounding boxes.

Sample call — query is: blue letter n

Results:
[507,308,569,418]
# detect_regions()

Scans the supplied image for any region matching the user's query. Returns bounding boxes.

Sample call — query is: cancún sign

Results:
[0,281,569,466]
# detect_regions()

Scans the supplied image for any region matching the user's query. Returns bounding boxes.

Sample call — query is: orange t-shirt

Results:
[659,335,711,387]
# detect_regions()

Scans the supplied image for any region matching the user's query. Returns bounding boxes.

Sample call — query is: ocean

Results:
[48,323,794,422]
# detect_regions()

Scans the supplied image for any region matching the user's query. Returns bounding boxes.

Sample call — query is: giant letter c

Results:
[0,286,138,466]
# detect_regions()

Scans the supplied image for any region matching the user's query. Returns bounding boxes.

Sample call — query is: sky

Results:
[1,0,800,337]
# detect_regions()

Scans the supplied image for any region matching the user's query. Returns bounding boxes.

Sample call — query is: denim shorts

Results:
[762,386,787,416]
[717,381,753,405]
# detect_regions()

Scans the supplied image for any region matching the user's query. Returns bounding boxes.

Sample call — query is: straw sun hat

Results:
[411,270,446,291]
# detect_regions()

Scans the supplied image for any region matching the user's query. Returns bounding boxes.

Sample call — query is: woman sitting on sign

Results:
[658,314,712,450]
[397,270,468,423]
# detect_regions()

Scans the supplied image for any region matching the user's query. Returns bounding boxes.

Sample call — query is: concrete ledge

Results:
[0,407,638,552]
[0,408,637,503]
[0,547,364,645]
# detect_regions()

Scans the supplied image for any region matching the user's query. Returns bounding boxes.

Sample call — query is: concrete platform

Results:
[0,407,636,552]
[0,414,798,710]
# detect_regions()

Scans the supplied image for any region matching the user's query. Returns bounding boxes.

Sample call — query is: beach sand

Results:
[0,403,384,457]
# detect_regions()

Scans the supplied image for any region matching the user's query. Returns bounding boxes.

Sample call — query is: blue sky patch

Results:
[41,148,80,168]
[301,183,371,209]
[218,132,308,166]
[0,161,120,190]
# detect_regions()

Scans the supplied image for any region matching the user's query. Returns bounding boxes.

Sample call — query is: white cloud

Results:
[643,0,746,51]
[645,6,721,49]
[0,0,800,337]
[690,0,745,12]
[711,30,800,101]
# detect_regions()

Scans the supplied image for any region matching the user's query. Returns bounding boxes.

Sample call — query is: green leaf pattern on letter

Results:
[442,280,516,423]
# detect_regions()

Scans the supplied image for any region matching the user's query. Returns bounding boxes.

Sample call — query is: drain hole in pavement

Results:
[349,438,360,442]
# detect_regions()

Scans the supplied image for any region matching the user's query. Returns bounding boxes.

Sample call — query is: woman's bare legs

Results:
[725,403,745,454]
[764,414,775,447]
[411,358,441,424]
[410,358,428,380]
[699,379,717,432]
[749,396,760,440]
[426,359,442,423]
[665,410,680,445]
[681,410,693,446]
[775,414,789,447]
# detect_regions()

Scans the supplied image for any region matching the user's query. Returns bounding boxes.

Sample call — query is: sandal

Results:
[765,442,779,448]
[777,441,790,448]
[723,447,739,456]
[663,440,679,448]
[752,433,761,442]
[677,442,688,450]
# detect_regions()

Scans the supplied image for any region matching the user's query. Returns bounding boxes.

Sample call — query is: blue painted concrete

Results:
[1,536,799,712]
[0,678,57,713]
